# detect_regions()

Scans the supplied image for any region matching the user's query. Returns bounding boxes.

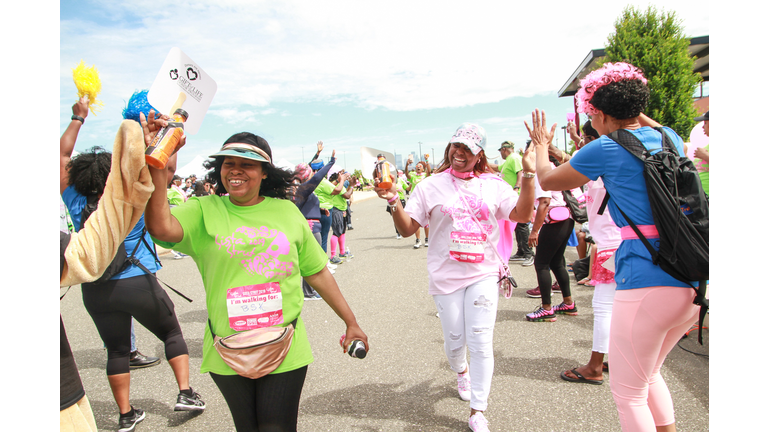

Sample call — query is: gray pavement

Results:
[60,191,709,431]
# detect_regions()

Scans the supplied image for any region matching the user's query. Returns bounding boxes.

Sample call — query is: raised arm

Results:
[308,140,323,164]
[60,97,90,194]
[525,109,589,191]
[141,111,186,243]
[637,113,662,129]
[508,141,536,223]
[404,155,413,177]
[374,182,422,237]
[341,177,356,199]
[61,120,153,286]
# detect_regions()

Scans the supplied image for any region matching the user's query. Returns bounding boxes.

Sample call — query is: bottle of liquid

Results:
[145,108,189,169]
[340,335,367,359]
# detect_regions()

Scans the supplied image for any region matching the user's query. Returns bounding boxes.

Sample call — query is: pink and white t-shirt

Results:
[584,178,621,250]
[404,171,519,295]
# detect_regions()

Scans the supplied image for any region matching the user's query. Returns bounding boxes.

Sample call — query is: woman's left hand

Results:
[528,229,539,247]
[373,170,397,200]
[140,109,187,155]
[525,109,557,151]
[340,323,369,353]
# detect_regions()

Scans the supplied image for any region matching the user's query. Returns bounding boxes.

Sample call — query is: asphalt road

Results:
[60,191,709,431]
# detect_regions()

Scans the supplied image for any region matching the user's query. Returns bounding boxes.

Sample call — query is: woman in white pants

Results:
[375,123,535,432]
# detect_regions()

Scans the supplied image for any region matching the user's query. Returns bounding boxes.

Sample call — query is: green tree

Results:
[603,5,702,139]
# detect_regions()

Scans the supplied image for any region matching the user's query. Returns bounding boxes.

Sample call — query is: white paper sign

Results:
[147,47,217,135]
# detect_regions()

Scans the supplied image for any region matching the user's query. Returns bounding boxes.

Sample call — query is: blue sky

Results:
[59,0,709,175]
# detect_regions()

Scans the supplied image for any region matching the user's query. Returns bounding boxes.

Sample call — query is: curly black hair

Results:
[582,120,599,140]
[66,146,112,196]
[203,132,294,199]
[589,79,649,120]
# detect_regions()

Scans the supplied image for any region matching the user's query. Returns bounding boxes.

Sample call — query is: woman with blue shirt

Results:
[60,106,205,431]
[525,63,700,432]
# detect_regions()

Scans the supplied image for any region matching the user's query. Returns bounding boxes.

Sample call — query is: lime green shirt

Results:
[167,186,185,206]
[330,185,348,211]
[152,195,327,376]
[500,153,522,187]
[694,144,709,195]
[396,177,408,200]
[408,172,426,190]
[314,178,335,210]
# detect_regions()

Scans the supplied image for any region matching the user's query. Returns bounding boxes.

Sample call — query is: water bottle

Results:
[345,246,351,258]
[340,335,366,359]
[145,108,189,169]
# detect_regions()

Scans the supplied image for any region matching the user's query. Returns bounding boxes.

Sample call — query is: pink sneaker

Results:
[457,371,471,401]
[469,412,490,432]
[553,301,579,316]
[526,305,557,322]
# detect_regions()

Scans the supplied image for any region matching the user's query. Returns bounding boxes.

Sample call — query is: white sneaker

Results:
[328,268,336,275]
[414,239,421,249]
[468,412,489,432]
[396,234,402,239]
[457,371,471,401]
[326,261,338,270]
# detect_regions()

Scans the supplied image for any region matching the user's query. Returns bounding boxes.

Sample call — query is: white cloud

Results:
[62,0,709,115]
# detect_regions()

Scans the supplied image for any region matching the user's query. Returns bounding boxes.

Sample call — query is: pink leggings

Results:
[330,233,346,257]
[609,286,699,432]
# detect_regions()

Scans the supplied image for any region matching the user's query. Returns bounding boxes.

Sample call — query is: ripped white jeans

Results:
[433,276,498,411]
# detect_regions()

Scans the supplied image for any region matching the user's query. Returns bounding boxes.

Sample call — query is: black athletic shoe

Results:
[174,388,206,411]
[118,408,145,432]
[129,351,160,369]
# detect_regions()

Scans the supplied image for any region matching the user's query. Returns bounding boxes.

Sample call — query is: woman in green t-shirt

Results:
[141,116,368,432]
[405,155,432,247]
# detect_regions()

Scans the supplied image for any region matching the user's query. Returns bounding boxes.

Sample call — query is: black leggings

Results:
[534,218,575,305]
[211,367,308,432]
[82,274,188,375]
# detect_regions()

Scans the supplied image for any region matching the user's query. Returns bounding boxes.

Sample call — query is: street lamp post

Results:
[561,126,567,153]
[431,147,435,169]
[418,142,423,163]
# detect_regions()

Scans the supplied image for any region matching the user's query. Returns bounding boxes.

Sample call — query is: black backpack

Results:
[79,194,194,302]
[562,188,588,224]
[599,127,709,343]
[80,194,131,284]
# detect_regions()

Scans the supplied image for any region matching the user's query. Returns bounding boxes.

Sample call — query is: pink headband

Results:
[575,62,648,116]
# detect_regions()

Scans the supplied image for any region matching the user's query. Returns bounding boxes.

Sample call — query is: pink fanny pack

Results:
[620,225,659,240]
[546,206,570,223]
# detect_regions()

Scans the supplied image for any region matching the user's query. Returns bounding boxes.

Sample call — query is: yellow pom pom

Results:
[72,60,104,115]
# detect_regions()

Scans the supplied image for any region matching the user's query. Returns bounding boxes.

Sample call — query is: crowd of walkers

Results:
[60,60,707,432]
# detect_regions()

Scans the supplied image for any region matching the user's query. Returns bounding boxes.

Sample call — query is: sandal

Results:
[560,368,603,385]
[603,362,609,372]
[577,278,590,285]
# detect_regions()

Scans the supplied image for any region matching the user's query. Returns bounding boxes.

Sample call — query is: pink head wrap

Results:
[294,163,312,182]
[575,62,648,116]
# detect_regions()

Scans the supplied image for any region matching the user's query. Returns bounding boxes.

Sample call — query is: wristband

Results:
[523,172,535,178]
[387,195,398,204]
[71,115,85,124]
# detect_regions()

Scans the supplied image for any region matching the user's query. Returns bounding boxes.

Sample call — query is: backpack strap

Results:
[597,192,610,216]
[127,227,194,303]
[653,126,680,157]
